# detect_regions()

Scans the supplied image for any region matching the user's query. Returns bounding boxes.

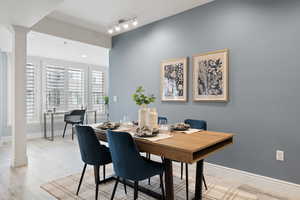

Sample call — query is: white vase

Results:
[138,104,148,127]
[147,108,158,129]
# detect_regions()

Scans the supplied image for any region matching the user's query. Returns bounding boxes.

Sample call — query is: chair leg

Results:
[180,162,183,180]
[160,157,164,188]
[134,181,138,200]
[160,173,165,200]
[147,153,151,185]
[72,125,75,140]
[62,123,67,138]
[185,163,189,200]
[123,178,127,194]
[103,165,106,180]
[203,176,208,190]
[76,164,87,195]
[111,177,119,200]
[94,165,100,200]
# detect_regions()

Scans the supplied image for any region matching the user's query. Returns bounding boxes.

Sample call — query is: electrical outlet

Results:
[276,150,284,161]
[113,96,118,102]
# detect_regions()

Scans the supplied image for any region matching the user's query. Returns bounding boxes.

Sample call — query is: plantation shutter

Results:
[89,70,105,113]
[26,63,37,122]
[45,65,66,111]
[67,68,84,110]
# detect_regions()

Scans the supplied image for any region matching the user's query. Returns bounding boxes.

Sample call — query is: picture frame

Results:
[160,57,188,102]
[192,49,229,102]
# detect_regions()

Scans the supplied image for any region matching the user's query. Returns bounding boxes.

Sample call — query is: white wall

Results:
[32,17,111,49]
[0,26,12,52]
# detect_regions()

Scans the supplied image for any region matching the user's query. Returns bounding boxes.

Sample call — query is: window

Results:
[67,68,84,110]
[89,70,105,113]
[45,65,66,111]
[26,63,38,122]
[25,58,107,123]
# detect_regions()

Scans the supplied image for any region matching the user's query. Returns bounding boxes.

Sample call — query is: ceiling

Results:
[0,0,62,27]
[0,27,108,66]
[27,31,109,66]
[49,0,214,35]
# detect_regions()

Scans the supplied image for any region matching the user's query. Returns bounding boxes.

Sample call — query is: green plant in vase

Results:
[132,86,156,106]
[132,86,156,128]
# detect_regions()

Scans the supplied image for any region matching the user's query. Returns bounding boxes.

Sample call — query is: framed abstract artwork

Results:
[160,57,188,101]
[192,49,229,102]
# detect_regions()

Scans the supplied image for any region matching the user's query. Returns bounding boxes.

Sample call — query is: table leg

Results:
[86,112,89,124]
[85,113,87,124]
[164,159,174,200]
[51,113,54,141]
[44,113,47,139]
[193,160,204,200]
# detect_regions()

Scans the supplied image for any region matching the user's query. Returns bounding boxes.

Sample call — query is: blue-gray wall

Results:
[109,0,300,184]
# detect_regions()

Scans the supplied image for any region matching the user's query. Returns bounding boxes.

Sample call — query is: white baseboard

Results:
[204,162,300,198]
[1,133,42,144]
[0,130,70,144]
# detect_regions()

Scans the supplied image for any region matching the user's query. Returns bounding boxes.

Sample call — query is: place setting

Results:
[91,120,173,142]
[171,122,203,134]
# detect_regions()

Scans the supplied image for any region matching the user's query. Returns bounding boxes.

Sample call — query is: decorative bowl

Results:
[171,123,190,131]
[97,122,120,130]
[135,126,159,138]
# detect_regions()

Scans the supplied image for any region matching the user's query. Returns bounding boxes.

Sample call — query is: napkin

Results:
[138,134,172,142]
[114,127,131,132]
[129,133,172,142]
[180,128,202,134]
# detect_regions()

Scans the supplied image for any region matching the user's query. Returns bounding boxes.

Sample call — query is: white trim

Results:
[0,130,71,144]
[204,162,300,198]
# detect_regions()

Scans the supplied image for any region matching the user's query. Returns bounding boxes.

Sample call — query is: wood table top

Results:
[95,128,234,164]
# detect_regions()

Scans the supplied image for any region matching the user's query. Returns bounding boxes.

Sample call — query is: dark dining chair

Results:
[63,109,86,140]
[107,130,165,200]
[75,125,112,200]
[158,116,168,125]
[183,119,208,199]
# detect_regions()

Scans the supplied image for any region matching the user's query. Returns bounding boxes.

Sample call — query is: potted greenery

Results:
[132,86,156,127]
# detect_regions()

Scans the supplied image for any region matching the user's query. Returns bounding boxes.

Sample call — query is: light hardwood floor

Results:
[0,136,85,200]
[0,136,298,200]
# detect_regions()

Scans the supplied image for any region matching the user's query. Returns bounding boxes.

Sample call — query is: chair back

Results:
[65,110,86,123]
[107,130,144,180]
[184,119,207,130]
[75,125,109,165]
[158,116,168,125]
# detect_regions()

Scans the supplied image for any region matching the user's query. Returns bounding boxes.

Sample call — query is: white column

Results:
[9,25,29,167]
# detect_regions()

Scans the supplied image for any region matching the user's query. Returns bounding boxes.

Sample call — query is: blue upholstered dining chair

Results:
[184,119,207,131]
[63,109,86,140]
[158,116,168,125]
[107,130,165,200]
[183,119,208,199]
[75,125,112,200]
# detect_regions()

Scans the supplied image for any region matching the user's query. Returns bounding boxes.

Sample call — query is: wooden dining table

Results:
[94,127,234,200]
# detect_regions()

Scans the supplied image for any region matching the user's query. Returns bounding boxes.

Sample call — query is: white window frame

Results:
[26,58,41,123]
[26,56,108,124]
[41,58,88,113]
[88,65,108,115]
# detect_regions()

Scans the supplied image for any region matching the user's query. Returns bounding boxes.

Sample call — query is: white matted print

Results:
[161,57,188,101]
[193,49,229,102]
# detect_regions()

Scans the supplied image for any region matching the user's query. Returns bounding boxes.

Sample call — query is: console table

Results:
[44,110,97,141]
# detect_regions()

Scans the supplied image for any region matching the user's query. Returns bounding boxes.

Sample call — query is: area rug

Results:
[41,169,288,200]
